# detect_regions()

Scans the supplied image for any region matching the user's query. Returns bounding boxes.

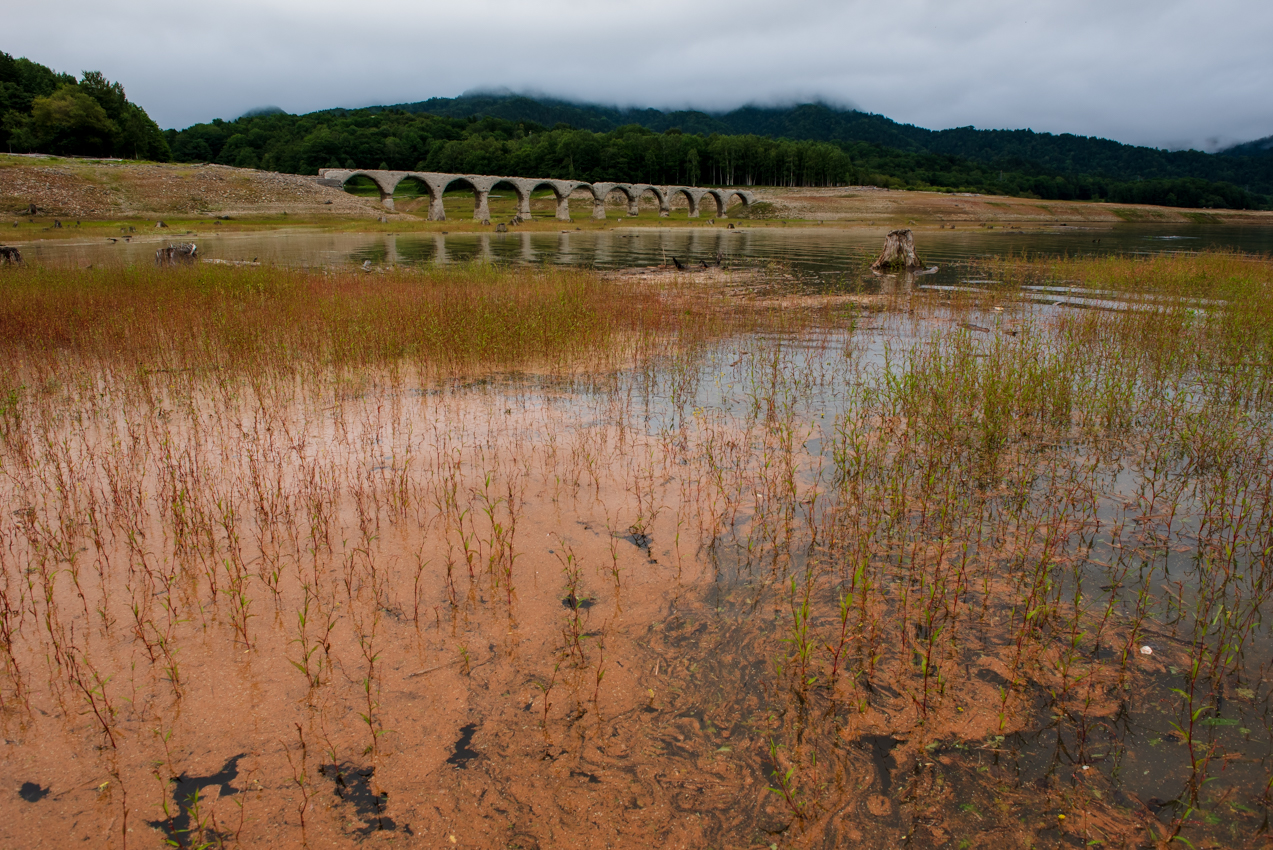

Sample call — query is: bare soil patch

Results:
[746,185,1273,228]
[0,156,385,220]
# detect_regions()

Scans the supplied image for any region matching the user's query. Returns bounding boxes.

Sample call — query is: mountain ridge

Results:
[1222,134,1273,158]
[344,94,1273,193]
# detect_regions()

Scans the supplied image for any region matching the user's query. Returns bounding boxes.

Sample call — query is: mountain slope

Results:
[371,94,1273,193]
[1221,134,1273,158]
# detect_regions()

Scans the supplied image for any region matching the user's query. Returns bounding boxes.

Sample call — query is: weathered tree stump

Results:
[155,243,197,266]
[0,246,22,265]
[871,228,924,272]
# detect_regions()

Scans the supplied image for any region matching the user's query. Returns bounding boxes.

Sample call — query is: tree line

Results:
[170,111,858,188]
[168,109,1266,209]
[0,52,169,160]
[368,95,1273,198]
[0,50,1265,211]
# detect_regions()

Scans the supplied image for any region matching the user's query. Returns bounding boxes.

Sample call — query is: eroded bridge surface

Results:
[317,169,755,222]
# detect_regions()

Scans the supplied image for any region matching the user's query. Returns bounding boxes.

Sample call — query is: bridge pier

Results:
[556,195,571,221]
[710,192,727,219]
[627,197,639,216]
[475,189,491,223]
[518,194,532,222]
[591,198,607,220]
[428,195,446,221]
[380,191,395,211]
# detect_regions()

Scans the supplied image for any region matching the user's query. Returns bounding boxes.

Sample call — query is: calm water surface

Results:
[15,223,1273,286]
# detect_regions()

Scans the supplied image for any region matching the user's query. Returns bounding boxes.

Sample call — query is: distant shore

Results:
[4,155,1271,241]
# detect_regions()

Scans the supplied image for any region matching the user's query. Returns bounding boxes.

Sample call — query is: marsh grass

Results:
[0,263,677,372]
[2,251,1273,847]
[748,250,1273,844]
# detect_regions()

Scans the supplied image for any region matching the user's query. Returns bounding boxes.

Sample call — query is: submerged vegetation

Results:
[1,252,1273,846]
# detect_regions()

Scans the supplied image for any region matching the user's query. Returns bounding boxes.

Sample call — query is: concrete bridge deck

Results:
[317,169,755,222]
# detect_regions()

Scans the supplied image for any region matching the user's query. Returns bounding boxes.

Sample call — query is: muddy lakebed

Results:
[2,233,1273,848]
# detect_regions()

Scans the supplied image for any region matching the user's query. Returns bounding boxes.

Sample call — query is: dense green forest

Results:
[2,49,1269,210]
[1222,133,1273,158]
[167,107,1267,210]
[381,95,1273,194]
[0,51,169,160]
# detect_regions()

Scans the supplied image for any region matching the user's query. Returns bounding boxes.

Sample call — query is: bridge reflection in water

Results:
[349,227,762,268]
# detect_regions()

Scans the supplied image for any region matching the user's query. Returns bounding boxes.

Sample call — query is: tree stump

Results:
[871,228,924,272]
[0,246,22,265]
[155,243,197,266]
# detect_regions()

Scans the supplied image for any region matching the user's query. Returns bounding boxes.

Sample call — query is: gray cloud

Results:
[5,0,1272,150]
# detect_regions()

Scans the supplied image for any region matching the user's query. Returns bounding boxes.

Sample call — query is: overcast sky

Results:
[7,0,1272,151]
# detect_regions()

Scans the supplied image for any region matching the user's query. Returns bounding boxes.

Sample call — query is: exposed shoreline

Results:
[3,154,1272,240]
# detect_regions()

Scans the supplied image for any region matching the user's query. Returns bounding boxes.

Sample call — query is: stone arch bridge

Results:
[317,169,755,222]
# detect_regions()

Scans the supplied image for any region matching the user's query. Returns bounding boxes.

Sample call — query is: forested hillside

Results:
[375,95,1273,197]
[168,107,1266,209]
[0,51,169,160]
[1222,134,1273,158]
[2,47,1268,211]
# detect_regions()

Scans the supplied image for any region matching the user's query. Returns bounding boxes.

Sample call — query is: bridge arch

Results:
[389,174,436,214]
[435,175,504,222]
[702,190,728,219]
[437,175,480,221]
[526,180,588,221]
[590,183,637,220]
[665,187,703,218]
[488,178,530,222]
[723,190,753,215]
[564,183,603,221]
[520,180,563,221]
[629,184,666,217]
[334,170,404,209]
[629,185,668,217]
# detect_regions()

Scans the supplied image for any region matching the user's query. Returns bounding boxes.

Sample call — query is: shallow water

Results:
[14,222,1273,286]
[3,231,1273,848]
[4,304,1271,847]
